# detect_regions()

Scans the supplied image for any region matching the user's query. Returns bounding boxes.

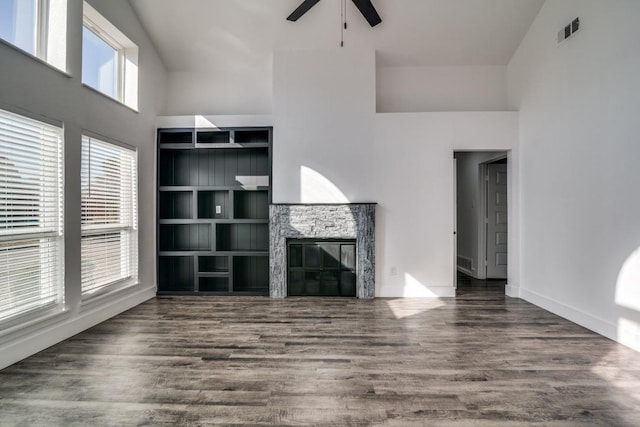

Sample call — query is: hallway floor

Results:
[1,288,639,426]
[456,271,506,297]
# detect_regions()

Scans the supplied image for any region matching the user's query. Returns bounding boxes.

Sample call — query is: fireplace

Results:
[269,203,376,299]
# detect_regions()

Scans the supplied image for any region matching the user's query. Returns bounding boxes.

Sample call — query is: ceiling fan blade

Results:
[287,0,321,22]
[351,0,382,27]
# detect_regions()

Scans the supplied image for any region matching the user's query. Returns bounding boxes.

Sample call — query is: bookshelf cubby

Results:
[159,191,193,219]
[198,191,229,219]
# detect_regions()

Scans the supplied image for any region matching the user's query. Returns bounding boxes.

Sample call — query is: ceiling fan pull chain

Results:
[340,0,345,46]
[344,0,348,29]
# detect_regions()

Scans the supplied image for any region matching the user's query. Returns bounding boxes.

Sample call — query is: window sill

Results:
[0,305,70,342]
[0,38,70,78]
[81,84,139,113]
[80,280,141,311]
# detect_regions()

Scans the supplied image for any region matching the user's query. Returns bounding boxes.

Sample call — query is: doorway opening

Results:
[454,151,509,295]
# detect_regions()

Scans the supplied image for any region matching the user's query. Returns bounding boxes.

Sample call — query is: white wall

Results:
[273,49,377,203]
[163,63,509,116]
[377,65,508,113]
[273,48,519,298]
[455,151,506,278]
[0,0,166,369]
[165,70,272,116]
[509,0,640,351]
[373,114,517,297]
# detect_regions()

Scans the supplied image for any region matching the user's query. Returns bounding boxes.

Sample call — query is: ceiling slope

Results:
[130,0,545,71]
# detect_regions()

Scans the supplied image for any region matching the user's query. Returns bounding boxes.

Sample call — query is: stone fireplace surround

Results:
[269,203,376,299]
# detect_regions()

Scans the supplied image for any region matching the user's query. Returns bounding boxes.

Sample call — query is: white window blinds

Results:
[81,135,137,296]
[0,108,64,323]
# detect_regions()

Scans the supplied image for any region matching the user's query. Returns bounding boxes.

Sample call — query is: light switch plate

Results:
[216,205,222,214]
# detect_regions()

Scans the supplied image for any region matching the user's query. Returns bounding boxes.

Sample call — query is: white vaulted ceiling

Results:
[129,0,545,71]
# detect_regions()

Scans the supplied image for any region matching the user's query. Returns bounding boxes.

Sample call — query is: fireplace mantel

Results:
[269,203,376,299]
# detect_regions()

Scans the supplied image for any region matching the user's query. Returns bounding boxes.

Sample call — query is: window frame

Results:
[81,2,139,110]
[36,0,49,59]
[0,106,65,326]
[80,133,138,299]
[82,16,124,102]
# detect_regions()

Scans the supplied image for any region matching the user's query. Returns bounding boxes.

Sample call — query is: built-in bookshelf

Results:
[157,127,271,295]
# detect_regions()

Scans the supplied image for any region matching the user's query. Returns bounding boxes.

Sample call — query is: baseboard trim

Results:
[520,288,617,344]
[377,285,455,298]
[0,285,156,370]
[428,286,456,298]
[505,283,520,298]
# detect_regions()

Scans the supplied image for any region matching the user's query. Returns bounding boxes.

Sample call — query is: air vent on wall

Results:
[558,17,580,45]
[457,255,474,273]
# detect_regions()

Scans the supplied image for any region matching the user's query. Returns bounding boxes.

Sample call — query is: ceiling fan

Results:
[287,0,382,27]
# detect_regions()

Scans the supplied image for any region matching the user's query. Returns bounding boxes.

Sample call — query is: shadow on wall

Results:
[615,245,640,352]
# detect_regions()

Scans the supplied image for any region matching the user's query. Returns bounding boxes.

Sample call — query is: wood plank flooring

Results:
[1,282,640,426]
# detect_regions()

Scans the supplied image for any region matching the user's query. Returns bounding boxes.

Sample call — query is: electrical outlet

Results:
[216,205,222,214]
[390,267,397,276]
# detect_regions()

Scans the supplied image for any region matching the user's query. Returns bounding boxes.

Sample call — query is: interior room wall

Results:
[508,0,640,351]
[0,0,167,369]
[273,48,518,298]
[455,151,506,278]
[272,49,377,204]
[377,65,509,113]
[163,64,510,116]
[372,114,517,297]
[165,69,272,115]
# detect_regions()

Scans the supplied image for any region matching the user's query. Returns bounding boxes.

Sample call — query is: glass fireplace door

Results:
[287,240,356,297]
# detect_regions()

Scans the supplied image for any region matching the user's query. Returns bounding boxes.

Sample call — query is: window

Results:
[0,108,64,323]
[0,0,39,55]
[82,2,138,110]
[0,0,67,71]
[82,25,118,99]
[81,135,137,297]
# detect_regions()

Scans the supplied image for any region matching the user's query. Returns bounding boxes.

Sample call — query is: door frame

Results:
[453,157,458,289]
[453,150,513,295]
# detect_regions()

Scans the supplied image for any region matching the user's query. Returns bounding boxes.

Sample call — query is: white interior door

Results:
[486,163,507,279]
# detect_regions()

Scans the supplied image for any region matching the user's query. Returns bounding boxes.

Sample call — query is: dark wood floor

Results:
[1,277,640,426]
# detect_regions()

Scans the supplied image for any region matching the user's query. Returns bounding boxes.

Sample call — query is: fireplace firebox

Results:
[287,239,356,297]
